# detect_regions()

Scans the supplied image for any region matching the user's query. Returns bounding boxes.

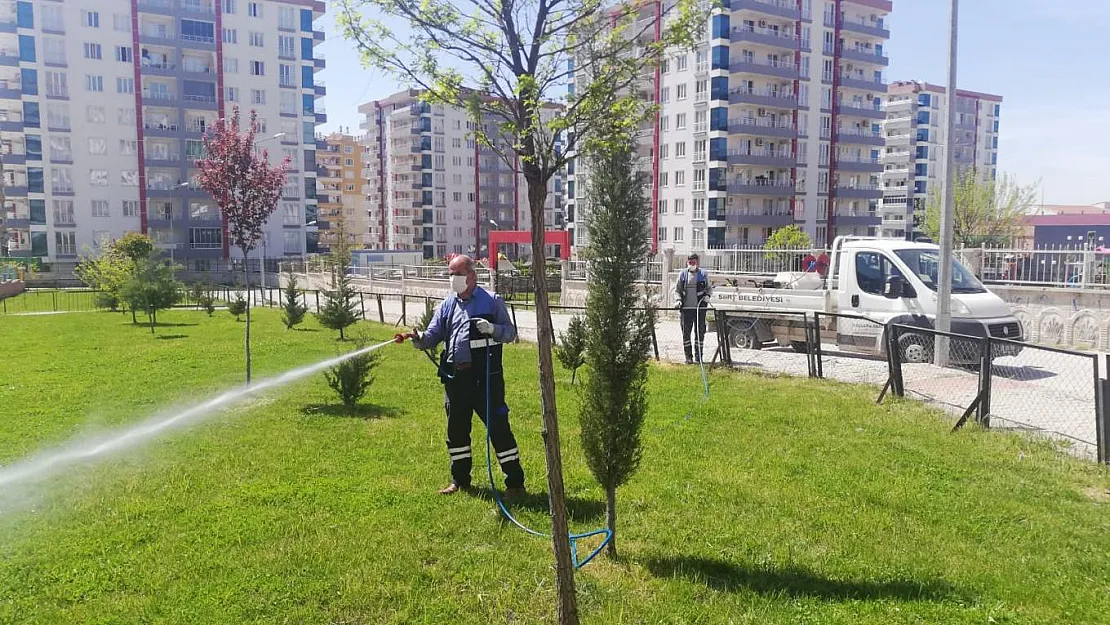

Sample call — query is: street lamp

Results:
[251,132,286,300]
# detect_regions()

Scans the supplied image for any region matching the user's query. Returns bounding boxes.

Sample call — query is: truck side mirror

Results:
[883,275,905,299]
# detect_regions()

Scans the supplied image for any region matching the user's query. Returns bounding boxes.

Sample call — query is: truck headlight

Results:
[952,299,971,316]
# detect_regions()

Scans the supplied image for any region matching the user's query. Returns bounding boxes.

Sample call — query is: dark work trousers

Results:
[443,358,525,489]
[681,305,708,363]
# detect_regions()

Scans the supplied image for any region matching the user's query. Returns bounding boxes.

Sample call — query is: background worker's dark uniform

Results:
[413,287,524,490]
[675,268,712,363]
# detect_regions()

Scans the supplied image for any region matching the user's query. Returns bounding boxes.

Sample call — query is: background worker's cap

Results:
[687,253,699,261]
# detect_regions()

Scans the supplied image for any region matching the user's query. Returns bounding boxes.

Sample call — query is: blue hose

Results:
[478,322,612,569]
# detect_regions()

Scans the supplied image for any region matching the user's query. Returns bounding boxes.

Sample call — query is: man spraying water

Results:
[675,253,713,365]
[394,255,526,499]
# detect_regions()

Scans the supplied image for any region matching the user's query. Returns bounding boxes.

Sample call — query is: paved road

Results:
[283,277,1102,459]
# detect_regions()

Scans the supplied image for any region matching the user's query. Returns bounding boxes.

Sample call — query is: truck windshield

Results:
[895,249,987,293]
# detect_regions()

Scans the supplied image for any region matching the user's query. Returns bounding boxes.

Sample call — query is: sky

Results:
[314,0,1110,205]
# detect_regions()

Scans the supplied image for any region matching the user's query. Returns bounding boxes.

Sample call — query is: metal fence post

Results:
[377,294,385,324]
[887,325,905,398]
[650,314,660,361]
[401,296,407,326]
[1097,355,1109,465]
[52,291,57,312]
[359,292,366,320]
[814,313,824,379]
[315,290,320,312]
[977,337,992,427]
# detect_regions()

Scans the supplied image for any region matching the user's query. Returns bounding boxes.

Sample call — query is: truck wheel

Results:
[899,334,933,364]
[790,341,809,353]
[729,321,761,350]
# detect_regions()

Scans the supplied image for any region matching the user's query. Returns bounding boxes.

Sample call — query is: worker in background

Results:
[394,255,525,499]
[675,253,713,365]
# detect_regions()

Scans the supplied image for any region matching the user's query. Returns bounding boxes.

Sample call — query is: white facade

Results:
[566,0,892,257]
[0,0,325,265]
[359,90,565,260]
[879,80,1002,239]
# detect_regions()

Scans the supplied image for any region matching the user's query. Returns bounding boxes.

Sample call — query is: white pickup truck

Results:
[707,237,1024,363]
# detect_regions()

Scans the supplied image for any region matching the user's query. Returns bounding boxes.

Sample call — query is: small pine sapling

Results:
[324,338,380,408]
[555,314,588,384]
[227,294,247,321]
[281,270,308,329]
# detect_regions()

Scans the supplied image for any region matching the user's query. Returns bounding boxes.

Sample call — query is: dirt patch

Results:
[1082,486,1110,503]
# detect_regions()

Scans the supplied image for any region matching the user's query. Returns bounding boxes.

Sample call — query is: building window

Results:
[190,227,224,250]
[675,142,686,158]
[674,198,685,214]
[91,200,110,216]
[676,113,687,130]
[223,57,238,74]
[120,139,138,155]
[122,200,139,217]
[279,64,293,86]
[226,86,239,102]
[83,43,102,59]
[278,35,295,57]
[676,83,687,100]
[85,75,104,92]
[53,200,75,225]
[116,78,135,94]
[86,106,106,124]
[223,0,237,14]
[673,227,684,242]
[56,231,76,256]
[222,29,237,44]
[658,227,667,242]
[116,46,132,63]
[250,61,264,76]
[82,10,100,28]
[251,89,266,104]
[675,170,685,186]
[248,2,262,17]
[249,32,264,47]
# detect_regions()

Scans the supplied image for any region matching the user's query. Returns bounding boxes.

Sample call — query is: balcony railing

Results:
[143,90,176,101]
[729,117,794,132]
[729,148,794,159]
[180,34,215,44]
[183,93,216,103]
[141,30,174,41]
[142,60,176,70]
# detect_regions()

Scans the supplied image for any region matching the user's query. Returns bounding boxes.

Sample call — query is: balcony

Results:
[727,208,794,227]
[141,60,177,75]
[139,29,175,44]
[0,79,20,100]
[834,183,883,200]
[183,93,218,109]
[731,0,801,21]
[182,61,215,76]
[727,148,795,168]
[179,33,216,48]
[836,128,884,146]
[730,25,804,51]
[836,155,883,173]
[728,116,795,138]
[139,0,174,9]
[729,58,799,80]
[839,73,887,93]
[838,103,885,120]
[728,86,798,109]
[839,45,889,67]
[0,49,18,67]
[143,89,177,103]
[726,178,798,195]
[839,17,890,39]
[832,211,881,227]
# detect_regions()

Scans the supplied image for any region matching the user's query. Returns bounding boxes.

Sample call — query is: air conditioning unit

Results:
[759,20,767,28]
[756,138,764,146]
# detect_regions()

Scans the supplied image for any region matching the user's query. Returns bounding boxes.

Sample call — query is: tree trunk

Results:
[243,261,252,384]
[606,484,617,558]
[131,307,137,324]
[525,177,579,625]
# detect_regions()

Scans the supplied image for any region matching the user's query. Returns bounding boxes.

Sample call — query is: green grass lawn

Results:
[1,309,1109,624]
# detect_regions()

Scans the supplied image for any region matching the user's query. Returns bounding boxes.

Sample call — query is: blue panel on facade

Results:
[711,14,729,39]
[18,34,34,62]
[422,190,433,204]
[301,37,313,60]
[917,93,931,107]
[915,145,928,159]
[302,121,314,143]
[711,76,728,100]
[27,167,43,193]
[567,180,575,198]
[16,1,32,29]
[914,163,928,176]
[709,137,727,160]
[708,198,723,221]
[20,68,36,95]
[709,107,727,131]
[301,65,313,87]
[25,134,40,159]
[301,93,314,114]
[916,110,929,124]
[301,9,313,31]
[711,45,729,70]
[30,199,45,224]
[914,180,927,194]
[916,128,929,142]
[22,101,38,127]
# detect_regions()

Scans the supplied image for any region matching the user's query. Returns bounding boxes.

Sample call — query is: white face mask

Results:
[687,264,698,273]
[450,274,469,294]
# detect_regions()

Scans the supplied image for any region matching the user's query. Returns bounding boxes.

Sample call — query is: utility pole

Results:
[935,0,959,367]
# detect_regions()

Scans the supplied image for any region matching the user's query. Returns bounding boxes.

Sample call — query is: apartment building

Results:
[0,0,325,266]
[358,89,565,260]
[879,80,1002,240]
[565,0,892,257]
[315,130,372,250]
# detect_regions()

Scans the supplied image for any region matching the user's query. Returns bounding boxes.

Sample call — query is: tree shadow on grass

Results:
[468,486,606,523]
[155,334,188,340]
[154,322,199,327]
[644,556,966,602]
[301,403,399,419]
[294,327,320,332]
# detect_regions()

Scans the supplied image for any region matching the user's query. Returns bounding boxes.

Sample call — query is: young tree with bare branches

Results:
[337,1,705,620]
[195,106,290,384]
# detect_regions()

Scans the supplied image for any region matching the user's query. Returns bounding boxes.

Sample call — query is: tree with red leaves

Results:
[195,106,290,384]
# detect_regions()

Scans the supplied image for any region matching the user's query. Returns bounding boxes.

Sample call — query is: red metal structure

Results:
[488,230,571,261]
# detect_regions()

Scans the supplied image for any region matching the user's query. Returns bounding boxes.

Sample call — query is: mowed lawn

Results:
[1,307,1109,624]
